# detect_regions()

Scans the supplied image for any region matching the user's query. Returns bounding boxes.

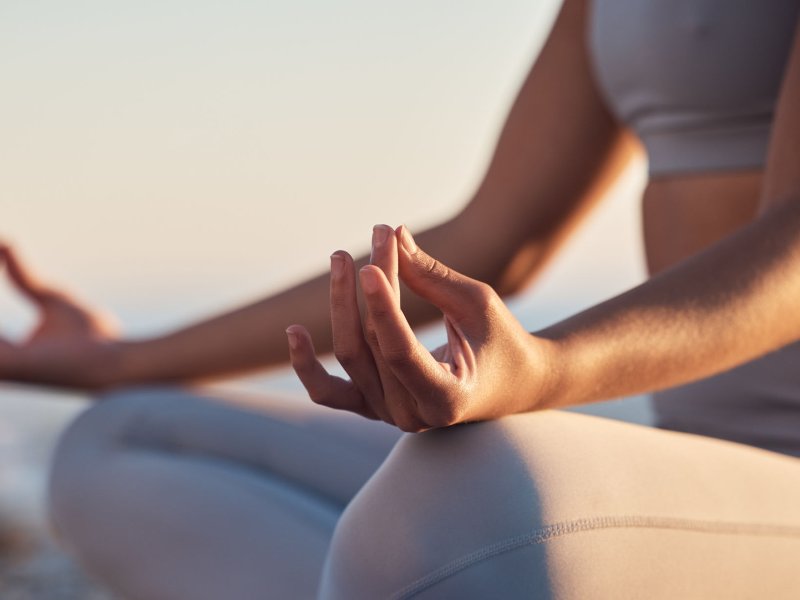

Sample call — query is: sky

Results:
[1,0,647,340]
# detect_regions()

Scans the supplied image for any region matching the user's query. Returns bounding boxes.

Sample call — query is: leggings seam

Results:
[390,515,800,600]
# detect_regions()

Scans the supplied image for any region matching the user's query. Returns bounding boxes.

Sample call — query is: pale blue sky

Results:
[1,0,646,339]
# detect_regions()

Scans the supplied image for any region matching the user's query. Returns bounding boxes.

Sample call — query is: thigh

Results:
[321,410,800,600]
[67,386,402,506]
[49,386,402,600]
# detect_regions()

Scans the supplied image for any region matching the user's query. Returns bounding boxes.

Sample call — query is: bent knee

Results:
[48,387,197,535]
[319,411,662,599]
[55,386,203,452]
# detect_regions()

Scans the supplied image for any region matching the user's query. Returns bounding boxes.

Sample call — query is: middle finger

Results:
[364,224,416,425]
[329,250,385,409]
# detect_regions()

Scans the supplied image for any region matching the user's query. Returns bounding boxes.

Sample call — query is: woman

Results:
[3,0,800,597]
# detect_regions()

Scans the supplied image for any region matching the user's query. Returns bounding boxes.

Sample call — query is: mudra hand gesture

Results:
[0,245,120,388]
[287,225,556,432]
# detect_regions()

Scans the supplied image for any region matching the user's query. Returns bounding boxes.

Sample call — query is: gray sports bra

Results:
[589,0,800,175]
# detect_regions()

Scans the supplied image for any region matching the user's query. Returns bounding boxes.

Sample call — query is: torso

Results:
[587,0,799,273]
[587,0,800,456]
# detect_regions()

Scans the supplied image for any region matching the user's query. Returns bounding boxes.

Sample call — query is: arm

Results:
[112,0,629,386]
[2,0,631,389]
[285,17,800,431]
[540,199,800,409]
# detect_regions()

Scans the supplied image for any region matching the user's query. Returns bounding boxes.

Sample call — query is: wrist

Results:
[105,339,151,388]
[528,330,579,411]
[85,340,132,390]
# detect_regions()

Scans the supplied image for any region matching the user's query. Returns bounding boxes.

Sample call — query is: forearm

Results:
[112,216,529,385]
[109,139,632,388]
[537,200,800,409]
[102,0,630,388]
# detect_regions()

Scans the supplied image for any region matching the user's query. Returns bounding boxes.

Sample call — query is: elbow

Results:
[758,195,800,218]
[447,213,553,297]
[488,238,551,297]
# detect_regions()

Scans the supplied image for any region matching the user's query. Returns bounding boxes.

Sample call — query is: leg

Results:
[48,386,401,600]
[321,410,800,600]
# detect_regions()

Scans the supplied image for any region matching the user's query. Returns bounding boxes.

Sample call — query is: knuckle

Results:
[425,414,449,429]
[291,357,318,379]
[418,257,450,283]
[333,346,360,369]
[367,303,392,321]
[397,422,422,434]
[469,282,498,310]
[381,346,417,370]
[392,411,424,434]
[426,413,456,429]
[424,402,462,429]
[291,359,310,375]
[309,393,332,407]
[364,327,381,349]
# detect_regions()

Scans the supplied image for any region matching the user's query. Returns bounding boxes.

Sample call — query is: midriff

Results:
[642,171,763,276]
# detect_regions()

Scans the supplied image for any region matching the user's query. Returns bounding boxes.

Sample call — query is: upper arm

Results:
[761,14,800,211]
[456,0,635,293]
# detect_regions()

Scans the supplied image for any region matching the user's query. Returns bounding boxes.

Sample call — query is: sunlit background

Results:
[1,0,648,333]
[0,0,649,592]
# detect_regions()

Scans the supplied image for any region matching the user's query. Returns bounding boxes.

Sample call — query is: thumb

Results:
[395,225,496,323]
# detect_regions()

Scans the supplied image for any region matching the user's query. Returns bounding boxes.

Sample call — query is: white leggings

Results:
[48,388,800,599]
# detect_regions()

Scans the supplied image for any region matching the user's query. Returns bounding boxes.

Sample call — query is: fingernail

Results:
[330,254,345,277]
[286,329,298,350]
[359,268,378,293]
[372,225,390,247]
[399,225,416,254]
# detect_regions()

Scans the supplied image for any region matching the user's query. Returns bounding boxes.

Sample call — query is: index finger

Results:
[359,265,458,420]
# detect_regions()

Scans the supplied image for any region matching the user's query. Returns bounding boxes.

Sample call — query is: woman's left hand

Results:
[0,245,122,389]
[287,225,558,432]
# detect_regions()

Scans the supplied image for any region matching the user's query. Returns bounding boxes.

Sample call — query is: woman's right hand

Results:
[287,225,559,432]
[0,245,123,389]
